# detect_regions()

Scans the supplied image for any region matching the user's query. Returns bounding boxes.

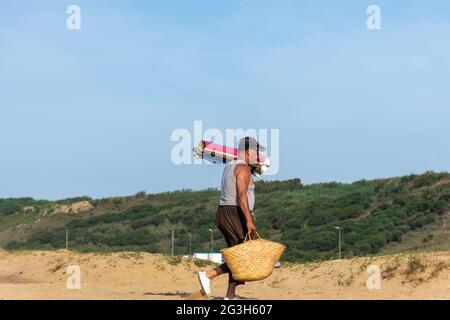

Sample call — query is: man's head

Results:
[237,136,265,165]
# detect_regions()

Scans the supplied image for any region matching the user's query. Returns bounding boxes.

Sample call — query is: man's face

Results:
[247,149,258,165]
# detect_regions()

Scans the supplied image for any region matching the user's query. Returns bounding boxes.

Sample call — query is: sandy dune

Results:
[0,249,449,300]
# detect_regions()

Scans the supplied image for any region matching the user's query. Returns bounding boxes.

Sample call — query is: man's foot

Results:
[224,295,241,300]
[198,271,211,296]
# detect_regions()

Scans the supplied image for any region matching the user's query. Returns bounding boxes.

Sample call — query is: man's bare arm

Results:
[235,164,257,233]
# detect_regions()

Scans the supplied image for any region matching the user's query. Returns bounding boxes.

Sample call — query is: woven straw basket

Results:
[221,232,286,281]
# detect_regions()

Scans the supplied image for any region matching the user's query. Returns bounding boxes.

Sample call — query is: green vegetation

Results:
[1,172,449,263]
[0,198,51,216]
[193,258,217,268]
[166,256,182,266]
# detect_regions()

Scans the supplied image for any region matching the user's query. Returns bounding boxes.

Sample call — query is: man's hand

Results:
[247,220,257,233]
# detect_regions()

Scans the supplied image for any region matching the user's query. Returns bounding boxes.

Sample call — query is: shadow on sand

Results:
[142,290,257,300]
[143,291,191,298]
[184,291,257,300]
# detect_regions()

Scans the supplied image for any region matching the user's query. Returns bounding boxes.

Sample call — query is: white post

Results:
[208,229,213,261]
[171,229,174,256]
[339,228,341,259]
[189,233,192,257]
[66,229,68,250]
[334,226,341,259]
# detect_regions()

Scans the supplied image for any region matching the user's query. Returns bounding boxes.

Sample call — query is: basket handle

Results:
[244,231,262,242]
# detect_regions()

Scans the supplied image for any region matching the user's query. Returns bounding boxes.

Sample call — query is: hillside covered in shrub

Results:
[1,172,449,262]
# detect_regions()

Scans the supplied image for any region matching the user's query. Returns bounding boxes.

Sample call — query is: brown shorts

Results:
[215,205,248,286]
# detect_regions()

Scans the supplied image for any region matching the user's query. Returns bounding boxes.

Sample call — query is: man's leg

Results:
[202,263,242,299]
[205,266,225,280]
[213,206,247,298]
[224,206,248,298]
[226,282,238,299]
[224,264,245,299]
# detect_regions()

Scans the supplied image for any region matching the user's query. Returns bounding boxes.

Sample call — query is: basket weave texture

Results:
[221,232,286,281]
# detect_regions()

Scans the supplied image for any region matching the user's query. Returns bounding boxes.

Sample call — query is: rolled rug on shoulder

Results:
[193,140,270,176]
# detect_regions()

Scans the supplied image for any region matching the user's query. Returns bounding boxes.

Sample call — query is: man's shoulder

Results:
[234,163,251,174]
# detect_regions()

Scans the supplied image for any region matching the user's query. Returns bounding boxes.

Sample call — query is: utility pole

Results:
[65,229,68,250]
[189,233,192,257]
[171,229,174,256]
[334,226,341,259]
[208,229,213,261]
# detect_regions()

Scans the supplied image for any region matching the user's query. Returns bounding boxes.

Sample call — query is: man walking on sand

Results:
[198,136,264,300]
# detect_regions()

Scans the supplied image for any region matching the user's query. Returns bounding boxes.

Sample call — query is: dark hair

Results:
[238,136,265,153]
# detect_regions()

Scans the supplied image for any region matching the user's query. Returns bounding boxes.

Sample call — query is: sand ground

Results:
[0,249,449,300]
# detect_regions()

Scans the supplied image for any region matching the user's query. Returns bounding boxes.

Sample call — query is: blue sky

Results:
[1,1,449,200]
